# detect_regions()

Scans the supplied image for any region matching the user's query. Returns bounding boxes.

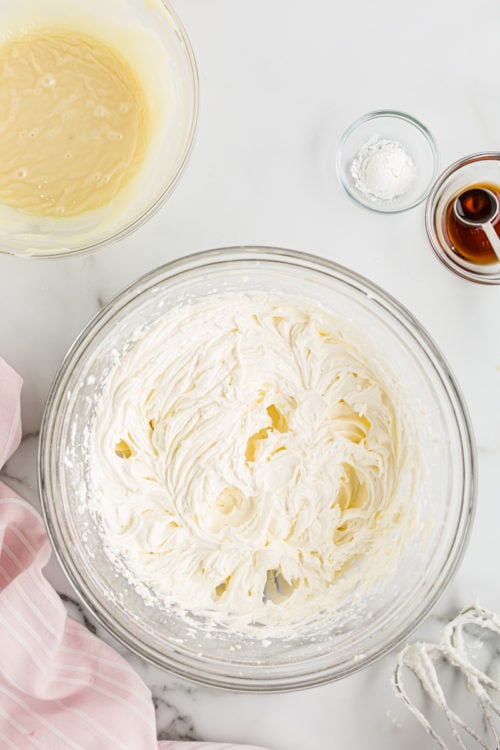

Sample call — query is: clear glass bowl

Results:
[337,110,439,213]
[39,247,476,692]
[0,0,199,258]
[425,152,500,284]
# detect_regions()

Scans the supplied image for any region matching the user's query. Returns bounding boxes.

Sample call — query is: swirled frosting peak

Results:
[90,293,415,630]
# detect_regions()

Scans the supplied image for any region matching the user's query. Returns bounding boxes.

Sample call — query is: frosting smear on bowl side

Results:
[90,293,417,632]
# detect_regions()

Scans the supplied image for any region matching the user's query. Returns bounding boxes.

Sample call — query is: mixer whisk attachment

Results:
[393,605,500,749]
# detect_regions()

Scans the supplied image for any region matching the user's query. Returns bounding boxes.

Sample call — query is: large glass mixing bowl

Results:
[39,248,476,691]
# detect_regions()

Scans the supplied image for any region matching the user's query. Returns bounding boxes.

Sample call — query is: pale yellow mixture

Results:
[0,30,149,217]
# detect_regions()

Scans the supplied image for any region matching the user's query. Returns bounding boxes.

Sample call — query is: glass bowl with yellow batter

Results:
[0,0,198,257]
[39,248,476,691]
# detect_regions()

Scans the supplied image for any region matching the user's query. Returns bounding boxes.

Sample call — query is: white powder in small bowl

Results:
[350,135,416,202]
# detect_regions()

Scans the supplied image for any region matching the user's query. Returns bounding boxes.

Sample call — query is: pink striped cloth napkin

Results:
[0,356,268,750]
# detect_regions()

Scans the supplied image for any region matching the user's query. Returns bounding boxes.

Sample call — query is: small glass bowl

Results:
[336,110,439,213]
[425,152,500,285]
[0,0,199,258]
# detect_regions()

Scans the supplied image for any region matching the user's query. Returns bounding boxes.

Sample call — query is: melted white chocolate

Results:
[0,30,148,217]
[90,294,416,630]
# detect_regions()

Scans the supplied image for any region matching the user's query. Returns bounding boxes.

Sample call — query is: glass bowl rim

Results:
[336,108,440,214]
[38,246,477,691]
[0,0,200,261]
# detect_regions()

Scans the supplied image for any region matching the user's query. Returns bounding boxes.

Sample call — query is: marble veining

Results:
[59,593,98,637]
[154,690,201,743]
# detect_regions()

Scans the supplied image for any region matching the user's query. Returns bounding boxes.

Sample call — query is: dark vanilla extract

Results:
[443,183,500,265]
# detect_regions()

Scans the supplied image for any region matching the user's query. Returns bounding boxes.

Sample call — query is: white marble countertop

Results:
[1,0,500,747]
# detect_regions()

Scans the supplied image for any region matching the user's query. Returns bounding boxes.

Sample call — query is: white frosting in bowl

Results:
[90,293,417,631]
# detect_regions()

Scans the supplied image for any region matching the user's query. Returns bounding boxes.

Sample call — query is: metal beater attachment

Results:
[393,605,500,750]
